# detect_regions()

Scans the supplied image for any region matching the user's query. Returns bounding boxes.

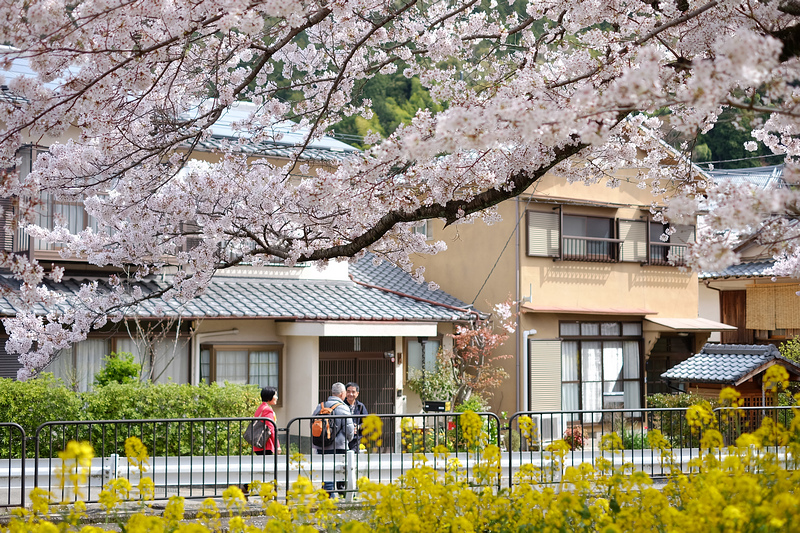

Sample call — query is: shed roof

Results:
[660,343,800,385]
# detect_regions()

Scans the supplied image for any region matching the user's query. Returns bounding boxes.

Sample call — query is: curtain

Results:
[75,339,110,392]
[115,337,148,380]
[623,340,641,409]
[215,350,248,384]
[152,338,189,384]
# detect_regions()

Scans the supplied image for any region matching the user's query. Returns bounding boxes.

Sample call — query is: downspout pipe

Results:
[521,328,537,412]
[191,328,240,385]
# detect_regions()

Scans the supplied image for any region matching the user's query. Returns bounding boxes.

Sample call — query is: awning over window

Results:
[644,317,736,332]
[520,303,656,315]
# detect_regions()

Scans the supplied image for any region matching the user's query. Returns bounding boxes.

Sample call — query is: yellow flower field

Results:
[3,387,800,532]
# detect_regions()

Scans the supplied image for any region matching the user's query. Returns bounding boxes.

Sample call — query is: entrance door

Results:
[318,357,395,414]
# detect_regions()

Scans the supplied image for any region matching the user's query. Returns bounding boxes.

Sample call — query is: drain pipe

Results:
[191,328,240,384]
[521,328,537,412]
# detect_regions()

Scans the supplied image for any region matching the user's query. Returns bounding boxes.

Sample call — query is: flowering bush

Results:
[562,425,585,450]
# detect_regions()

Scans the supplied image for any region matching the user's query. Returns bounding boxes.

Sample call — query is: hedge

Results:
[0,374,262,458]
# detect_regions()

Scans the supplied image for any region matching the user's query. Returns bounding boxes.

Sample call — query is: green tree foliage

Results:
[779,336,800,363]
[332,75,443,148]
[93,352,141,386]
[694,106,782,168]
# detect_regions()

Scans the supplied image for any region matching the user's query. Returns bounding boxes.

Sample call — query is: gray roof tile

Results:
[0,258,474,322]
[660,343,799,383]
[699,260,775,280]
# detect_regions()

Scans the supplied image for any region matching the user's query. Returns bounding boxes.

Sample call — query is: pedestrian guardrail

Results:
[0,406,795,507]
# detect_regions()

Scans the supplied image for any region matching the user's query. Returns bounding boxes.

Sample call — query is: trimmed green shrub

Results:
[0,377,261,458]
[93,352,141,386]
[0,374,83,458]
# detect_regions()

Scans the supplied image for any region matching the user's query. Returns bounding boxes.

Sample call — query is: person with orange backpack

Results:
[311,382,354,497]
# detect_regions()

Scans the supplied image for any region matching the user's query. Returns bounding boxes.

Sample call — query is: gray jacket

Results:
[312,396,354,451]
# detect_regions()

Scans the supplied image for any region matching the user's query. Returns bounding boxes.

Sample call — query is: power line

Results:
[696,152,785,166]
[470,182,540,306]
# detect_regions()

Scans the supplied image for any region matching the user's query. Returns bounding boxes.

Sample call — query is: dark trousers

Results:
[317,449,346,496]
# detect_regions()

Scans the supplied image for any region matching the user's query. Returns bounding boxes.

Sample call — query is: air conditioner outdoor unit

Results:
[530,413,564,444]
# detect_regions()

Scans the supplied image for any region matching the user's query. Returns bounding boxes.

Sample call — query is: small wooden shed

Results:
[660,343,800,406]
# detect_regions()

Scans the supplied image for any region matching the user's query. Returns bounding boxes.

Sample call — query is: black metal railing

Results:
[562,236,622,262]
[649,242,688,266]
[0,423,25,508]
[0,406,796,507]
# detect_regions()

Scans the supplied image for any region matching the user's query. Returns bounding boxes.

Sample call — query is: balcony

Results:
[561,236,622,263]
[648,242,688,266]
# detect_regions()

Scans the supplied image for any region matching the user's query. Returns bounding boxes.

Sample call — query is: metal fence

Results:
[0,406,795,508]
[0,423,25,508]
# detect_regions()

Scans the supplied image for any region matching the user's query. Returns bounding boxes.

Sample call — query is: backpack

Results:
[311,400,343,448]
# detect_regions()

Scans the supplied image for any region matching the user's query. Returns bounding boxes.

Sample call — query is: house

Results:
[698,165,800,348]
[0,56,475,425]
[661,343,800,406]
[0,254,474,424]
[413,160,736,415]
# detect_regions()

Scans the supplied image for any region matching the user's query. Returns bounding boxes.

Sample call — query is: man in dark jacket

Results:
[345,382,368,452]
[312,382,354,496]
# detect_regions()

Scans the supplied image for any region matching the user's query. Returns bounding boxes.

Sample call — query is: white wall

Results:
[698,284,723,343]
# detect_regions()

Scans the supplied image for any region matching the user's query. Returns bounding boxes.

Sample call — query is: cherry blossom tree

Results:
[1,0,800,377]
[447,300,516,407]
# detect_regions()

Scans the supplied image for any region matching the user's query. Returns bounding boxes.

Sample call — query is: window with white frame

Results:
[560,321,642,412]
[200,345,282,402]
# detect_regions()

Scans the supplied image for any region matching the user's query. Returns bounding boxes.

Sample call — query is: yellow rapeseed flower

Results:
[57,440,94,500]
[124,436,150,474]
[764,365,789,392]
[196,498,221,531]
[460,410,483,448]
[361,414,383,449]
[163,495,185,526]
[28,487,52,516]
[223,485,246,514]
[137,477,155,502]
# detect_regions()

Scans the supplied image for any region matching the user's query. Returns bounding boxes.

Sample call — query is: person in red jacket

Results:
[253,387,280,455]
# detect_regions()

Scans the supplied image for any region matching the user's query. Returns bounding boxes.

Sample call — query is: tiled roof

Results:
[660,343,797,384]
[699,259,775,279]
[1,55,360,163]
[0,259,474,322]
[707,165,786,189]
[349,254,473,310]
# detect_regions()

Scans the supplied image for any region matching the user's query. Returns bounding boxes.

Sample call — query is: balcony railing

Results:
[562,236,622,263]
[649,242,688,266]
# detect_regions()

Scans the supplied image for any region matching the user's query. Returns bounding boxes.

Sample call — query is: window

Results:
[200,345,282,402]
[560,321,642,413]
[412,220,433,240]
[526,208,620,262]
[407,337,441,376]
[116,337,190,384]
[562,215,618,262]
[34,191,101,251]
[45,338,110,392]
